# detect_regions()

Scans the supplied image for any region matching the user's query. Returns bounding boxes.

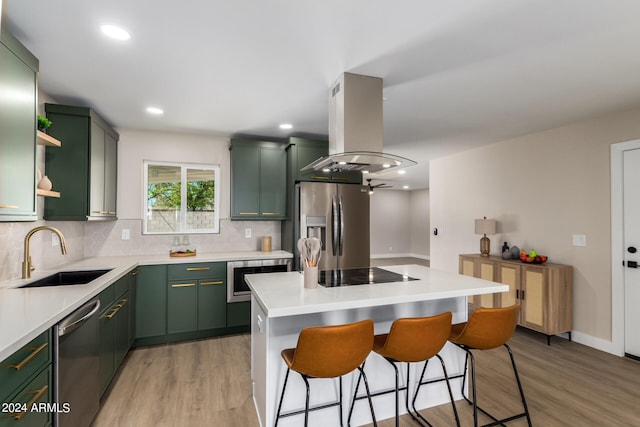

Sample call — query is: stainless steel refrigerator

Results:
[294,181,370,270]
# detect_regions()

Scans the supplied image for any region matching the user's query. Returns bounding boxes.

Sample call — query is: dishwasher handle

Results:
[58,300,101,337]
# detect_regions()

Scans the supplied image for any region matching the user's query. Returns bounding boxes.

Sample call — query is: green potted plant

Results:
[37,114,52,132]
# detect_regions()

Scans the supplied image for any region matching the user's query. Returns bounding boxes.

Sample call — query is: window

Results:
[143,161,220,234]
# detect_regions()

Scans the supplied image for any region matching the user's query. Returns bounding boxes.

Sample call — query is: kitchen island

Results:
[246,264,508,427]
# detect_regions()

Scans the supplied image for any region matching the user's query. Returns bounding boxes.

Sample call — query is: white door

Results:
[623,148,640,357]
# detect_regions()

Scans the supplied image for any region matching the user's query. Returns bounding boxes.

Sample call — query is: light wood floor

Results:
[92,257,640,426]
[93,328,640,427]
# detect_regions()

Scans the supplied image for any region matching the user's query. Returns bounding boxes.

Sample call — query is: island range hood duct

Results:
[302,72,416,174]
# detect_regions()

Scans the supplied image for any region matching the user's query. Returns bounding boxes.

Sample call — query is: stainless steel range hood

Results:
[302,72,416,174]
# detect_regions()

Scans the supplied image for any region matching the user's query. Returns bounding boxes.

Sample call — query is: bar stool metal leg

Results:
[347,363,378,427]
[274,368,291,427]
[410,355,461,427]
[458,344,532,427]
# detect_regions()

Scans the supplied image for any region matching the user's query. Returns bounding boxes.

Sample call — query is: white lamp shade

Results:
[475,218,496,235]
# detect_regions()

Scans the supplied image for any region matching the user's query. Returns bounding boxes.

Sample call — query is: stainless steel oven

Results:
[227,258,292,302]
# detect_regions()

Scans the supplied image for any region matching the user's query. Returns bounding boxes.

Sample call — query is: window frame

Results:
[143,160,220,235]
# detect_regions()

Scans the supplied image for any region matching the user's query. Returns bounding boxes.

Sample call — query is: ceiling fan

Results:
[366,178,392,194]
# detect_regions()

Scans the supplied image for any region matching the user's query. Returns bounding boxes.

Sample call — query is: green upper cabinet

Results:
[285,137,362,184]
[43,104,118,221]
[0,29,38,222]
[231,140,286,220]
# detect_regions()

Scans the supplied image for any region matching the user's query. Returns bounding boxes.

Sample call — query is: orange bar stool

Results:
[349,312,460,427]
[448,304,532,427]
[274,319,377,427]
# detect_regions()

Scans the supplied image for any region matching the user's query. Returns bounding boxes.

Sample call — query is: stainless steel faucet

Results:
[22,226,68,279]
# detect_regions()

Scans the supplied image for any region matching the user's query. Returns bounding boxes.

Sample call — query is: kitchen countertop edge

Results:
[0,250,292,362]
[246,264,508,318]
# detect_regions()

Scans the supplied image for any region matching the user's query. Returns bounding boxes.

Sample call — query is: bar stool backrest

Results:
[451,304,520,350]
[378,312,452,362]
[290,319,374,378]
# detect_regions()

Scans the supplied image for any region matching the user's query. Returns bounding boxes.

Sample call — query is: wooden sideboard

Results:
[459,254,573,344]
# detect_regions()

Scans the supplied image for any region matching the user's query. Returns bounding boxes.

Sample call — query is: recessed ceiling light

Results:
[146,107,164,115]
[397,170,406,175]
[382,164,391,168]
[100,24,131,41]
[279,123,293,130]
[362,170,369,174]
[403,185,410,189]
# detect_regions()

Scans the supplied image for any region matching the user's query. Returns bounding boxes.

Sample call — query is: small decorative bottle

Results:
[502,242,511,259]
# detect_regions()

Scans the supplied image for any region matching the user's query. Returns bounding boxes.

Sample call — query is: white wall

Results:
[370,189,430,259]
[410,188,430,258]
[84,128,281,257]
[430,107,640,345]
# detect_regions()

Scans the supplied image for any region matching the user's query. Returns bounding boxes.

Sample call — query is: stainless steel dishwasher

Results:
[54,299,101,427]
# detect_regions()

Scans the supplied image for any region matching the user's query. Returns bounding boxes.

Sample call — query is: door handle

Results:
[331,196,339,256]
[338,195,344,256]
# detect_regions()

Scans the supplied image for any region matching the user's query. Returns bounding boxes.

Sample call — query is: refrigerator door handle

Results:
[331,195,339,256]
[338,195,344,256]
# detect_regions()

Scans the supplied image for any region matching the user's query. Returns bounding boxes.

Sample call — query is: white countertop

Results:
[0,250,292,362]
[245,264,508,318]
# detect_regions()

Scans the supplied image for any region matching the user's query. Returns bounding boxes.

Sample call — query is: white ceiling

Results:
[6,0,640,189]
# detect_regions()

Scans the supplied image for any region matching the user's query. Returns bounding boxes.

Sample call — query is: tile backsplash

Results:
[0,219,281,282]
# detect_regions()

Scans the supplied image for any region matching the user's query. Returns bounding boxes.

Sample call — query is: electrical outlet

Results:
[121,229,130,240]
[52,233,60,247]
[245,228,252,238]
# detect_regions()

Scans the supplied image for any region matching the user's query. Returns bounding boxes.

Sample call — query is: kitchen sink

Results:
[20,269,113,288]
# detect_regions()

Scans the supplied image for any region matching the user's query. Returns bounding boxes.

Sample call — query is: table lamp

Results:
[475,216,497,257]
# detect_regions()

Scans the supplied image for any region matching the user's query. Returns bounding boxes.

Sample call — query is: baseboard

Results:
[570,330,622,356]
[370,253,430,260]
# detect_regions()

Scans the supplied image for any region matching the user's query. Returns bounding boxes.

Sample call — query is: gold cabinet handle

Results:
[239,212,258,215]
[8,343,48,371]
[115,298,128,308]
[172,283,196,288]
[261,212,281,216]
[100,307,120,319]
[186,267,209,271]
[310,176,330,180]
[10,385,49,421]
[201,281,223,286]
[0,203,19,209]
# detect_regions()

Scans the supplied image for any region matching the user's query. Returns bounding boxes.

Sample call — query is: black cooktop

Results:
[319,267,418,287]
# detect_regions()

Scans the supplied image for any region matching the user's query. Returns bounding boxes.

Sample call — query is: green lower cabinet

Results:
[167,281,198,334]
[0,365,52,427]
[136,265,167,339]
[198,279,227,330]
[98,304,116,397]
[0,329,52,427]
[134,262,253,346]
[226,301,251,327]
[168,278,226,333]
[99,277,132,397]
